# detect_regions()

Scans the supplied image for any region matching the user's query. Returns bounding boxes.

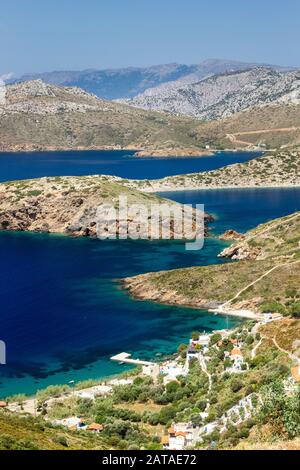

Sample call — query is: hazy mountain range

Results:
[121,67,300,120]
[13,59,295,100]
[1,77,300,154]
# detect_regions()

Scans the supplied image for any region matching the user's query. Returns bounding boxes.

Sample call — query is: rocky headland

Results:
[0,175,212,239]
[123,212,300,317]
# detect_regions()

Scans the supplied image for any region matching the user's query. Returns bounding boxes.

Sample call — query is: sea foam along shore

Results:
[132,182,300,194]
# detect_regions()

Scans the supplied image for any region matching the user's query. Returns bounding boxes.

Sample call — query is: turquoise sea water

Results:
[0,150,299,397]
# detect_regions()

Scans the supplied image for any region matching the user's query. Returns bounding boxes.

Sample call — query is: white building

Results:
[262,312,282,323]
[161,361,188,383]
[54,416,85,430]
[162,423,195,450]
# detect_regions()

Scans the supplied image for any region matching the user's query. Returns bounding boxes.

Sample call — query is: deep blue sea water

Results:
[160,187,300,234]
[0,150,299,398]
[0,149,261,182]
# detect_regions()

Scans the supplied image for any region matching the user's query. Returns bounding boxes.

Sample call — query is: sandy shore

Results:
[0,144,215,157]
[137,182,300,193]
[208,307,259,320]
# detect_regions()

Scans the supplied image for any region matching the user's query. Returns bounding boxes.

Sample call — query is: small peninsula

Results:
[125,148,300,192]
[123,211,300,319]
[0,175,212,238]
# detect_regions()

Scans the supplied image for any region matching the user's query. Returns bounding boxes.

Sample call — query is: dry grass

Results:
[233,424,300,450]
[259,318,300,352]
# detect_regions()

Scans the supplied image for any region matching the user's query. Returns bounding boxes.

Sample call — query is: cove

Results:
[1,186,300,397]
[0,232,240,397]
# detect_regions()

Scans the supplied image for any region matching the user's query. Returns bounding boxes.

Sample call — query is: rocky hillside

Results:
[0,80,208,155]
[2,79,300,154]
[126,148,300,192]
[0,175,211,239]
[123,211,300,316]
[219,211,300,261]
[0,411,110,450]
[13,59,288,99]
[121,67,300,120]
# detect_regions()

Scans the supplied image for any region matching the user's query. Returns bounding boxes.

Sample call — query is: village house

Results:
[169,430,187,450]
[166,427,187,450]
[161,423,196,450]
[193,334,210,348]
[230,347,243,361]
[262,312,283,323]
[187,333,211,360]
[186,347,200,361]
[54,416,86,430]
[227,347,246,372]
[160,360,188,384]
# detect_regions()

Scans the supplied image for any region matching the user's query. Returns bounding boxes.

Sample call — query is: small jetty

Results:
[110,352,155,367]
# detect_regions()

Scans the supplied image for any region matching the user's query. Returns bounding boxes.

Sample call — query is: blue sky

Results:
[1,0,299,76]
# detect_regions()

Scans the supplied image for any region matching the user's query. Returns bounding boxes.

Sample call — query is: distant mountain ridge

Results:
[12,59,295,100]
[121,67,300,120]
[2,78,300,154]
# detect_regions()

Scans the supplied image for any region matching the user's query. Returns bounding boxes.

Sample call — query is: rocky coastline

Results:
[0,175,213,239]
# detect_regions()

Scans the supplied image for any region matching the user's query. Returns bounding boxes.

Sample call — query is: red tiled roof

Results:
[87,423,103,431]
[231,348,242,357]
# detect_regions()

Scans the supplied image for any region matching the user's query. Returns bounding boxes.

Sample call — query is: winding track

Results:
[226,126,300,147]
[221,258,300,311]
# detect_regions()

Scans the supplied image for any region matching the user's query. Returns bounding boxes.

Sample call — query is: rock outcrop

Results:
[219,230,246,241]
[219,243,262,260]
